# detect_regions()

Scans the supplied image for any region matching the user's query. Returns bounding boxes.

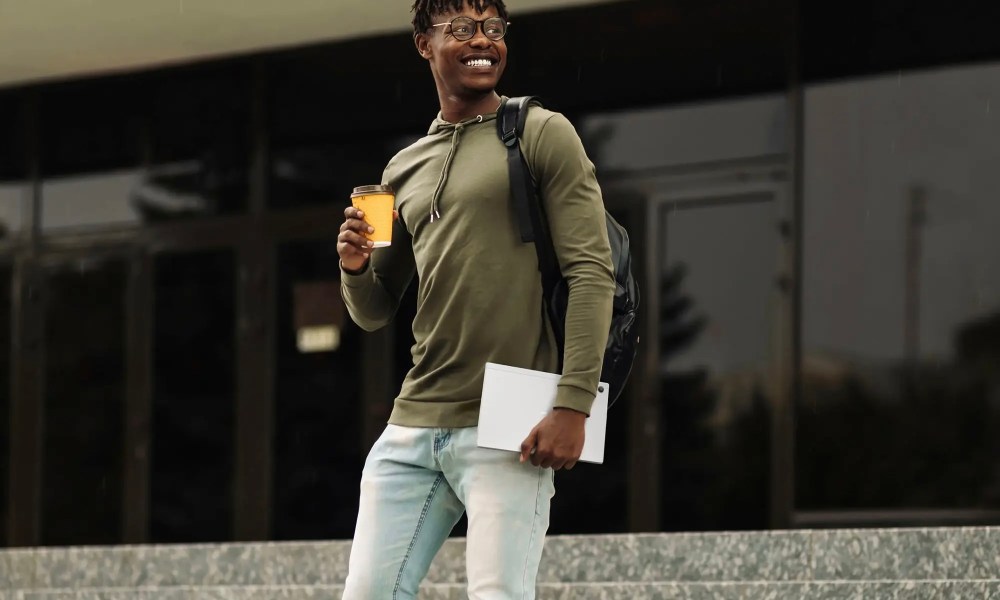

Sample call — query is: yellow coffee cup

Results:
[351,185,395,248]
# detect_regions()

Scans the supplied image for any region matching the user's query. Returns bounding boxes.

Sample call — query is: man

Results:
[337,0,614,597]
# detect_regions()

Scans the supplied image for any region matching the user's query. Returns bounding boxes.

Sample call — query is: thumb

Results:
[520,427,539,463]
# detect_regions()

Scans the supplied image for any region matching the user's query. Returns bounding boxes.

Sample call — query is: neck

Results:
[438,91,502,123]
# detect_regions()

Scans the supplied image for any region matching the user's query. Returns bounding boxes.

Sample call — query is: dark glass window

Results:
[272,240,364,540]
[151,251,236,542]
[567,96,788,532]
[797,63,1000,516]
[0,94,28,237]
[0,265,12,545]
[653,195,778,531]
[267,44,427,211]
[33,63,252,231]
[268,41,431,146]
[142,65,250,222]
[0,186,24,237]
[39,80,144,231]
[41,169,144,231]
[269,137,414,211]
[41,258,127,545]
[0,94,25,177]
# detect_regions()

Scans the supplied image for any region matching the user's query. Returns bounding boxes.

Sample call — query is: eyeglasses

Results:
[430,16,509,41]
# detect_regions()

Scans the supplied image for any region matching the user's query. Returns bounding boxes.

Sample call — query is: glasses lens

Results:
[483,18,506,40]
[449,17,475,40]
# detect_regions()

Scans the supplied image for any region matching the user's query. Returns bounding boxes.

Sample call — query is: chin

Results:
[463,79,500,95]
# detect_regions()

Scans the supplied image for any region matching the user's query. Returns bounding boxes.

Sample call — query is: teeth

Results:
[465,58,492,67]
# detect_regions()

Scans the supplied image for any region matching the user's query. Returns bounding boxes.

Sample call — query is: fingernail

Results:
[367,241,374,247]
[362,253,369,258]
[367,226,374,233]
[357,211,364,217]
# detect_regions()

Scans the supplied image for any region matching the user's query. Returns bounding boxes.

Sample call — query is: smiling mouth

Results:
[463,58,497,68]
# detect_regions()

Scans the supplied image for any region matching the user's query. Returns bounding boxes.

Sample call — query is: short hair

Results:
[411,0,510,36]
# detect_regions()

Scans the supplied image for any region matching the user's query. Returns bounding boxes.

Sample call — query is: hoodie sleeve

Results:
[340,163,417,332]
[525,111,616,415]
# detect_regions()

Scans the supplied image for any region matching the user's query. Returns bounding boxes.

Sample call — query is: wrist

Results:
[553,407,587,419]
[340,259,369,276]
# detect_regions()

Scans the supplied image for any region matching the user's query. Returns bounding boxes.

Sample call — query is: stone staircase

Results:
[2,528,998,598]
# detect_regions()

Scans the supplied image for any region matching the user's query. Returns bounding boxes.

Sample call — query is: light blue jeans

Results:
[342,425,555,600]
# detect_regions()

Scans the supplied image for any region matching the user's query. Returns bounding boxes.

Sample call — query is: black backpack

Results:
[497,96,640,407]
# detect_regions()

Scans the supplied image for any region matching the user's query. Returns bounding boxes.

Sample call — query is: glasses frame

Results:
[430,16,510,42]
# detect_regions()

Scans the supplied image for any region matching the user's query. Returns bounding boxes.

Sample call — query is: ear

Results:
[414,32,433,60]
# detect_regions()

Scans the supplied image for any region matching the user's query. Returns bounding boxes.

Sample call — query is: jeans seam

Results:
[393,471,445,599]
[519,467,545,599]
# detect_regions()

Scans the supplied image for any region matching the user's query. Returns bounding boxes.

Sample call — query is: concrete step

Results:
[9,581,1000,599]
[3,528,998,590]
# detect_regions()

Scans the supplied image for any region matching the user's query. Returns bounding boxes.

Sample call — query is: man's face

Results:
[416,4,508,99]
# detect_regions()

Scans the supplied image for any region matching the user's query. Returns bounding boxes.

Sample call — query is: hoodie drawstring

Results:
[429,111,492,223]
[429,123,465,223]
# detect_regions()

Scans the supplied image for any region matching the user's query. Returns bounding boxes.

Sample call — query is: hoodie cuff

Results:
[552,384,595,417]
[340,260,370,286]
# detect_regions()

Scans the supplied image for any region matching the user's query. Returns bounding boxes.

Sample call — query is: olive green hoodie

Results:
[341,101,614,427]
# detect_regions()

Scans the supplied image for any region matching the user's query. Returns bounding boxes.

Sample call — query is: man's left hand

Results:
[520,408,587,470]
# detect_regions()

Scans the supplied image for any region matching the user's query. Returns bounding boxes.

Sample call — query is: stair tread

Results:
[13,580,1000,600]
[4,528,998,590]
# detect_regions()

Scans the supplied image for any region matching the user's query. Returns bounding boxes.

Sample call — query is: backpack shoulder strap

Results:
[497,96,539,243]
[498,96,537,140]
[497,95,563,324]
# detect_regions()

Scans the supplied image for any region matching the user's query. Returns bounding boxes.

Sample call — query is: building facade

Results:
[2,0,999,547]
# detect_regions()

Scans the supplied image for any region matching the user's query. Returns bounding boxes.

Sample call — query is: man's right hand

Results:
[337,206,376,273]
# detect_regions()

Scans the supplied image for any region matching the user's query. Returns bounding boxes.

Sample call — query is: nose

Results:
[469,23,491,47]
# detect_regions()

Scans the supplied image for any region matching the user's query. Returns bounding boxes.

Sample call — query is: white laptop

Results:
[477,362,609,464]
